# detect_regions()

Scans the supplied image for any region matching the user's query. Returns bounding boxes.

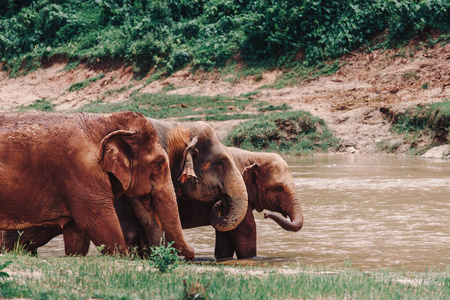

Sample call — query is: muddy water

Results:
[39,155,450,271]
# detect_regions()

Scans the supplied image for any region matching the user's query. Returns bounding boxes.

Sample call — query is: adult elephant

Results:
[146,119,248,232]
[145,147,304,259]
[2,118,248,256]
[0,111,193,259]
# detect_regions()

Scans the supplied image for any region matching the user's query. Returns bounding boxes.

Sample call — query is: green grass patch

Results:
[392,100,450,142]
[18,99,55,112]
[225,111,340,155]
[78,92,253,120]
[0,253,449,299]
[258,103,292,112]
[270,60,341,88]
[68,74,106,92]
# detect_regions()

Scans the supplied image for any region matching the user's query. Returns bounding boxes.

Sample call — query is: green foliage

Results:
[393,101,450,137]
[78,92,253,120]
[18,98,55,112]
[0,261,13,279]
[388,101,450,152]
[225,111,339,155]
[149,241,179,273]
[258,103,292,112]
[67,73,105,91]
[2,0,450,76]
[0,253,449,299]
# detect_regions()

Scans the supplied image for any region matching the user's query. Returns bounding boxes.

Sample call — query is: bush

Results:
[1,0,450,75]
[150,241,179,273]
[392,101,450,144]
[225,111,339,155]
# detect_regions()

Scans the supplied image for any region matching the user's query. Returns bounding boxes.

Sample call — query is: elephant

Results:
[147,118,248,232]
[2,118,248,256]
[0,111,193,259]
[138,147,304,259]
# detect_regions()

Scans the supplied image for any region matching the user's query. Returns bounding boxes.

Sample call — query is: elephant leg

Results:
[233,209,257,259]
[71,203,127,255]
[1,230,20,251]
[63,223,90,256]
[215,205,257,259]
[2,228,61,254]
[129,198,164,247]
[25,227,62,254]
[214,230,235,259]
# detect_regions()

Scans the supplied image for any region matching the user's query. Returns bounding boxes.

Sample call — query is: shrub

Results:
[1,0,450,76]
[225,111,339,155]
[391,101,450,145]
[150,241,179,273]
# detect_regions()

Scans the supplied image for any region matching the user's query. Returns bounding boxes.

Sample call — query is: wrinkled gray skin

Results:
[2,119,248,256]
[137,147,304,259]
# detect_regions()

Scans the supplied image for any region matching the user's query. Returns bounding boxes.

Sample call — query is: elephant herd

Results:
[0,111,303,260]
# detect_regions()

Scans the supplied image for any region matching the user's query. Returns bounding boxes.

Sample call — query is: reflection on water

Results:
[39,155,450,271]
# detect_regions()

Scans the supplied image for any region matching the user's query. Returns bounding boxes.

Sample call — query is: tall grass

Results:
[0,253,449,299]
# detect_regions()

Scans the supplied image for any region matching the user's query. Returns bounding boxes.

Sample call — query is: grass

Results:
[0,253,449,299]
[269,60,341,89]
[18,98,55,112]
[258,103,292,112]
[388,100,450,153]
[68,74,106,92]
[225,111,340,155]
[78,92,254,120]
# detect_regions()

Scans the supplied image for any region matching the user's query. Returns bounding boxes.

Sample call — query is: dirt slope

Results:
[1,41,449,154]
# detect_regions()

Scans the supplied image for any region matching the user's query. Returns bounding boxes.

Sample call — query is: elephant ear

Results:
[178,137,198,185]
[242,163,259,202]
[99,130,138,191]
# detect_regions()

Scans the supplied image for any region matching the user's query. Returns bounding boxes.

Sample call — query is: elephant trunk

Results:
[264,194,303,232]
[209,169,248,232]
[150,187,195,260]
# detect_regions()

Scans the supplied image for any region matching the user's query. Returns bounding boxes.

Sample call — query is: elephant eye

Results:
[151,156,166,169]
[272,185,284,193]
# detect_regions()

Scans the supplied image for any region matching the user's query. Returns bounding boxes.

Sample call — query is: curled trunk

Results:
[264,195,303,232]
[209,171,248,232]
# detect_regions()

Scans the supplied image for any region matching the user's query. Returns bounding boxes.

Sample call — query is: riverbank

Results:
[1,253,449,299]
[1,40,450,155]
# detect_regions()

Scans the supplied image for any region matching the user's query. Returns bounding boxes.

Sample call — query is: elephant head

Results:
[149,119,248,232]
[98,115,194,258]
[229,147,303,232]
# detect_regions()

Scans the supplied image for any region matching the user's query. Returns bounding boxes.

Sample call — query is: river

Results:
[39,154,450,271]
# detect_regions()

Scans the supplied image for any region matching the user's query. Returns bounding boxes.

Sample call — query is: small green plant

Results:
[258,104,292,112]
[68,74,106,92]
[150,240,179,273]
[0,261,13,279]
[422,82,429,89]
[19,99,55,112]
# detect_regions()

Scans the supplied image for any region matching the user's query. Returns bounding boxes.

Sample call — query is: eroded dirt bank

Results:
[1,42,450,154]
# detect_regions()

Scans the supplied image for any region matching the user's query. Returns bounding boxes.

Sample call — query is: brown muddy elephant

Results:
[143,147,304,259]
[2,118,248,256]
[0,111,193,258]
